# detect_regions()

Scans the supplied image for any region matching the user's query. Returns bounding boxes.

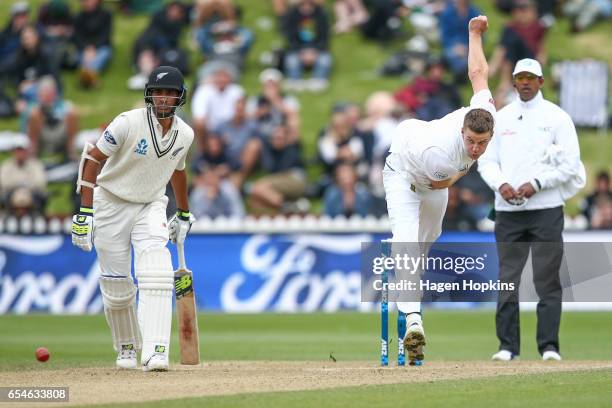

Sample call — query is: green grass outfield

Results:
[3,311,612,369]
[99,370,612,408]
[1,311,611,406]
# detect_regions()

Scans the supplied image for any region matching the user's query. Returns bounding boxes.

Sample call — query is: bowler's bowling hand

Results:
[468,15,488,35]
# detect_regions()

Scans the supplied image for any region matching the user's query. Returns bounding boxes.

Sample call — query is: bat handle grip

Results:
[177,242,187,270]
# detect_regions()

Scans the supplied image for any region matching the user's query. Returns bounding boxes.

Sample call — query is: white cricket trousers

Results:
[93,187,169,275]
[382,153,448,314]
[94,187,174,362]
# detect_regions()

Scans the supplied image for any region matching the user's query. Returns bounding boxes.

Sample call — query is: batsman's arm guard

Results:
[76,142,101,194]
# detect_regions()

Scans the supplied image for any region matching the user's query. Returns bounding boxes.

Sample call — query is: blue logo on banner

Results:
[0,231,507,314]
[0,235,101,314]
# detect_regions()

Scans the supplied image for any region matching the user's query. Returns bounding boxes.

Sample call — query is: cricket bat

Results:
[174,242,201,365]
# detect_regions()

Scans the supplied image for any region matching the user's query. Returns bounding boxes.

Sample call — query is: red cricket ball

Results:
[35,347,50,362]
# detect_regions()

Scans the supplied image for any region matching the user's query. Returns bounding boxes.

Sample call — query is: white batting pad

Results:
[135,248,174,363]
[99,276,142,351]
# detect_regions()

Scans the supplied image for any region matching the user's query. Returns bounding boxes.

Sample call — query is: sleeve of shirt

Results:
[469,89,497,117]
[537,111,582,190]
[422,147,458,181]
[477,127,508,191]
[96,114,128,157]
[175,128,194,171]
[175,151,187,171]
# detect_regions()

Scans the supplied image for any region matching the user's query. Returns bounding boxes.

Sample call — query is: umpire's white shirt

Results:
[389,89,497,188]
[478,91,581,212]
[96,108,194,203]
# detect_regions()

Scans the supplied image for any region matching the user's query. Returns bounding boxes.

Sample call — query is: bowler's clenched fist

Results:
[469,15,488,35]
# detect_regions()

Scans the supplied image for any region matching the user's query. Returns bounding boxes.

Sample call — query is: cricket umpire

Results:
[479,58,585,362]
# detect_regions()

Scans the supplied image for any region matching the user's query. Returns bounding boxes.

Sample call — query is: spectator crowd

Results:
[0,0,610,230]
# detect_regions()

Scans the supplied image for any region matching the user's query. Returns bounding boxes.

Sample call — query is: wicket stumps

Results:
[380,240,406,367]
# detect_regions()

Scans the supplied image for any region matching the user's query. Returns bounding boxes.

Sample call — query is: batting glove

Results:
[169,209,195,245]
[72,206,94,252]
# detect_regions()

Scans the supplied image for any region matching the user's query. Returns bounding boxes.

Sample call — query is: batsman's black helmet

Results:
[144,66,186,116]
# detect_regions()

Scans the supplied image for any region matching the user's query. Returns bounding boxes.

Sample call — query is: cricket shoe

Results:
[116,344,137,370]
[542,350,562,361]
[142,353,169,372]
[491,350,518,361]
[403,321,426,366]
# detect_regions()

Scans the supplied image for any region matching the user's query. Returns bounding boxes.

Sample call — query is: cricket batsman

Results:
[71,66,194,371]
[382,15,496,364]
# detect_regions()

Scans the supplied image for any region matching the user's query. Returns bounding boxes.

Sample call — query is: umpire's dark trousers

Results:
[494,206,564,356]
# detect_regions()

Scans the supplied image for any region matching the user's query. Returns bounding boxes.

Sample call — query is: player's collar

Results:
[517,91,543,109]
[146,108,179,158]
[148,107,177,131]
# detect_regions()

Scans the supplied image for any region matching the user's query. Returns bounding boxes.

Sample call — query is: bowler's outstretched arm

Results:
[468,15,489,94]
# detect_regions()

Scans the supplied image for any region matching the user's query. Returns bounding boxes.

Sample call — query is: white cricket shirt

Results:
[95,108,194,203]
[389,89,496,187]
[478,91,582,212]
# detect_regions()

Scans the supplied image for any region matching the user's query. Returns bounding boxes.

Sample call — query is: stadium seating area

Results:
[0,0,610,230]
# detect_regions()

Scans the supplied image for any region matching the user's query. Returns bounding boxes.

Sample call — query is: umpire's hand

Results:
[517,182,537,199]
[499,183,525,206]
